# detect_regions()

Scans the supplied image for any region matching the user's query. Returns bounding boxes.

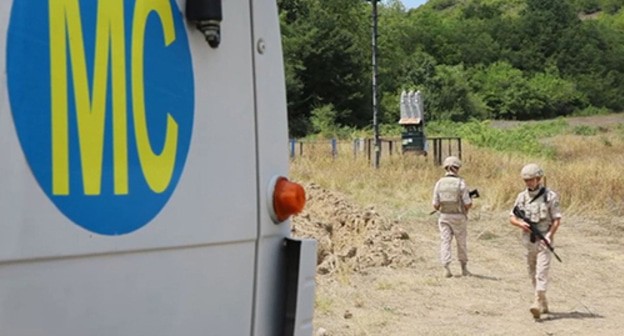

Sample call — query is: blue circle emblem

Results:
[7,0,195,235]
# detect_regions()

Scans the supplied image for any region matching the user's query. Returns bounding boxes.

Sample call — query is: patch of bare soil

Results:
[292,183,624,336]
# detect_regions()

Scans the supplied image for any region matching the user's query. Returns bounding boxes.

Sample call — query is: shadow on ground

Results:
[469,273,501,281]
[539,311,605,322]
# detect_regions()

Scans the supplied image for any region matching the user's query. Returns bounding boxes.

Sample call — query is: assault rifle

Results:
[512,206,562,263]
[430,189,480,215]
[468,189,480,198]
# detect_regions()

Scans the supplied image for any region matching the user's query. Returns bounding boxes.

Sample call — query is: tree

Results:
[517,0,580,72]
[279,0,371,136]
[426,64,475,121]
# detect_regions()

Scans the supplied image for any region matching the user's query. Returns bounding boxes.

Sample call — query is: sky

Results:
[400,0,427,9]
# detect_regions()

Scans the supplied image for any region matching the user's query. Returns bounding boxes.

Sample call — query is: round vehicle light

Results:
[269,176,305,223]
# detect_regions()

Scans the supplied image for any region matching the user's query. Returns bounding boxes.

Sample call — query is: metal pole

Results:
[371,0,380,168]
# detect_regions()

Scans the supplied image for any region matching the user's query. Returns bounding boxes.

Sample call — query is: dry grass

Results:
[290,120,624,335]
[291,132,624,220]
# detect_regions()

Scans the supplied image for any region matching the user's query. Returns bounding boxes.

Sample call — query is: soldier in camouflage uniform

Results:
[432,156,473,278]
[509,163,562,319]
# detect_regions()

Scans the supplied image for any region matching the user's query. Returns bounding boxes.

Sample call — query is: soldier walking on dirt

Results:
[432,156,473,278]
[509,163,562,319]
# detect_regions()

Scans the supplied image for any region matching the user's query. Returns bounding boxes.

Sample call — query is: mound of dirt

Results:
[291,183,416,275]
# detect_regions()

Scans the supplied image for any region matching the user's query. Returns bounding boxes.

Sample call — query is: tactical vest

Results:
[437,176,463,214]
[521,189,551,233]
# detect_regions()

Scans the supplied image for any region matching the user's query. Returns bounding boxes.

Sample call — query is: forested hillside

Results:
[278,0,624,137]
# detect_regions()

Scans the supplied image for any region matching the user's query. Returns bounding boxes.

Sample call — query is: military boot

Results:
[538,291,549,313]
[529,291,547,319]
[443,265,452,278]
[529,299,540,319]
[461,262,472,276]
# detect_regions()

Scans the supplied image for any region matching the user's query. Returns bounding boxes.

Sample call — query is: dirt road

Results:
[293,185,624,336]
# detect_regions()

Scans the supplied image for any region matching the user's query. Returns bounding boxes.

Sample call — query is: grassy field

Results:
[292,116,624,218]
[290,115,624,335]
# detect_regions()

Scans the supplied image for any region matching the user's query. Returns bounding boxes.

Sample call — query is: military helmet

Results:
[443,156,462,169]
[521,163,544,179]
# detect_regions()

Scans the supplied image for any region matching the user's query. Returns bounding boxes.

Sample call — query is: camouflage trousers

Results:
[438,214,468,266]
[523,233,552,292]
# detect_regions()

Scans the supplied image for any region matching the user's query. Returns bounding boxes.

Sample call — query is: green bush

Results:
[572,106,611,117]
[572,125,598,136]
[615,123,624,140]
[425,119,569,157]
[311,104,338,139]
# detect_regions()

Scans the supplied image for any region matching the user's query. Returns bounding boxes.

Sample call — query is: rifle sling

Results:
[528,187,546,204]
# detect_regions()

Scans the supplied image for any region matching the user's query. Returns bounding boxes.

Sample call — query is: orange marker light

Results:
[272,177,305,222]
